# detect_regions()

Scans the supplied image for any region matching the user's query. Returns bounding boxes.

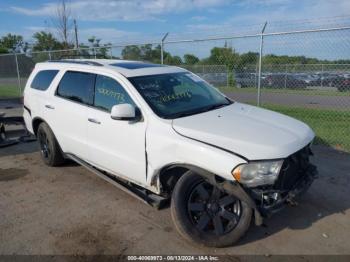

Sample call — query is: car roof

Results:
[36,59,187,77]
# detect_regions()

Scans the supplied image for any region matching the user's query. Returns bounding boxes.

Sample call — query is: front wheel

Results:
[171,171,252,247]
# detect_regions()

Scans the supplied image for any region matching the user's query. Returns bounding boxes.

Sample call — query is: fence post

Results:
[284,64,288,89]
[110,47,113,59]
[14,53,21,98]
[321,64,324,88]
[257,22,267,107]
[48,51,52,60]
[161,32,169,64]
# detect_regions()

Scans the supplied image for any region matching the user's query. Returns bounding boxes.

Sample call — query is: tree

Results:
[120,44,166,63]
[0,33,23,51]
[85,36,110,58]
[208,47,239,68]
[0,47,7,54]
[237,52,258,70]
[140,44,154,61]
[165,55,182,65]
[207,47,239,87]
[184,54,199,65]
[121,45,142,60]
[54,0,73,48]
[148,45,163,63]
[88,36,102,48]
[32,31,63,51]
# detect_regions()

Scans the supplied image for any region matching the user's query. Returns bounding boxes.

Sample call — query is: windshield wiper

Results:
[202,102,231,112]
[169,102,231,119]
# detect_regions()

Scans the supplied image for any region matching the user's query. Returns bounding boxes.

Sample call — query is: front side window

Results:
[94,75,135,112]
[56,71,95,105]
[128,72,231,119]
[31,70,59,91]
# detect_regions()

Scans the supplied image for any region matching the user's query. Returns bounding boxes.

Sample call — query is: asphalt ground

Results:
[0,131,349,256]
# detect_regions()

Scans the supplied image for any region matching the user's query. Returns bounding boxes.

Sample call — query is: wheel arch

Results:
[32,117,46,136]
[32,118,61,148]
[157,163,263,225]
[157,163,226,195]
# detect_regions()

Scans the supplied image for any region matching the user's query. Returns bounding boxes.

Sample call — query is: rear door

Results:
[45,70,95,161]
[85,73,147,185]
[23,69,60,133]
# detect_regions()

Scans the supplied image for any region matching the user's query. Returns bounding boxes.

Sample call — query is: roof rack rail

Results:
[47,60,104,66]
[58,54,109,59]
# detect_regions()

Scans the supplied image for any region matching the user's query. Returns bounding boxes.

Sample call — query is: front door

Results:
[86,74,147,185]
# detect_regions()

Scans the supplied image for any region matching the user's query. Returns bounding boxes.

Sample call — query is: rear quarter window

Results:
[31,70,59,91]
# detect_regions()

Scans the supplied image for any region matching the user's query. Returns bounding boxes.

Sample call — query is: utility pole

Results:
[74,19,79,49]
[161,32,169,65]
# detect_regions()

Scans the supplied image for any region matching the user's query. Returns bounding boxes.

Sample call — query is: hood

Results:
[172,102,314,160]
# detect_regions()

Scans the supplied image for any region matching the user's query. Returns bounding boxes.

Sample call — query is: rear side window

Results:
[31,70,59,90]
[56,71,95,105]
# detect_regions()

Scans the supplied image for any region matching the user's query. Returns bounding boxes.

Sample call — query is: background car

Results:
[265,73,307,89]
[333,76,350,91]
[234,72,268,88]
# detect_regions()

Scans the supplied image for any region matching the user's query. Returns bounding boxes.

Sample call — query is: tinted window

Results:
[94,75,135,112]
[57,71,95,105]
[31,70,59,90]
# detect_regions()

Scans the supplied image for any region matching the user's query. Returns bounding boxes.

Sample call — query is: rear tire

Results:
[37,122,65,166]
[171,171,252,247]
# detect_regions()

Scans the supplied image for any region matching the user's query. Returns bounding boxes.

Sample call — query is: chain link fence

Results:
[0,26,349,151]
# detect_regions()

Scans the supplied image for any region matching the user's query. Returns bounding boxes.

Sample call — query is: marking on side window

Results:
[97,88,125,102]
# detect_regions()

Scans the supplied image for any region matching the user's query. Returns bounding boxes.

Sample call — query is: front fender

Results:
[146,120,247,189]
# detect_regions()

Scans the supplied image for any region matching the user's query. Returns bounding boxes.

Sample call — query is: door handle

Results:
[45,104,55,109]
[88,118,101,124]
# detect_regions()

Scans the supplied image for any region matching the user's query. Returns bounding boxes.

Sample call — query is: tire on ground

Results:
[171,171,252,247]
[37,122,65,166]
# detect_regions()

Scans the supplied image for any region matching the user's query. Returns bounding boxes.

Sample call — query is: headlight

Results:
[232,160,284,187]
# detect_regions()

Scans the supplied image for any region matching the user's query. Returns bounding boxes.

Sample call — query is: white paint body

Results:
[23,60,315,194]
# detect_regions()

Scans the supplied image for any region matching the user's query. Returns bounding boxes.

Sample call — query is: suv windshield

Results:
[128,72,232,119]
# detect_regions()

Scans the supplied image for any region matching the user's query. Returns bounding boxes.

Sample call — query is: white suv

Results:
[23,59,317,247]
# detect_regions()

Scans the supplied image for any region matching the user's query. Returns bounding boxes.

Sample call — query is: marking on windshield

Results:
[160,91,192,103]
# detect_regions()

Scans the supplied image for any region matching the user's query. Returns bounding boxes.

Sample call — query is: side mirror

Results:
[111,104,137,121]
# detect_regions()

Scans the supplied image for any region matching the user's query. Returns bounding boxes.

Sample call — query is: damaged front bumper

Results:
[216,145,318,225]
[245,145,318,221]
[246,162,318,218]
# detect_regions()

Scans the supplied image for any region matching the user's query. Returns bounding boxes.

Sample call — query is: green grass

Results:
[0,85,22,98]
[218,86,350,97]
[261,103,350,152]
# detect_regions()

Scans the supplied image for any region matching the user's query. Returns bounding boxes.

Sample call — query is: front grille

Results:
[274,145,312,191]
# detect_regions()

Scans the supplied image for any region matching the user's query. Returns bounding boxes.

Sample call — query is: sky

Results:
[0,0,350,59]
